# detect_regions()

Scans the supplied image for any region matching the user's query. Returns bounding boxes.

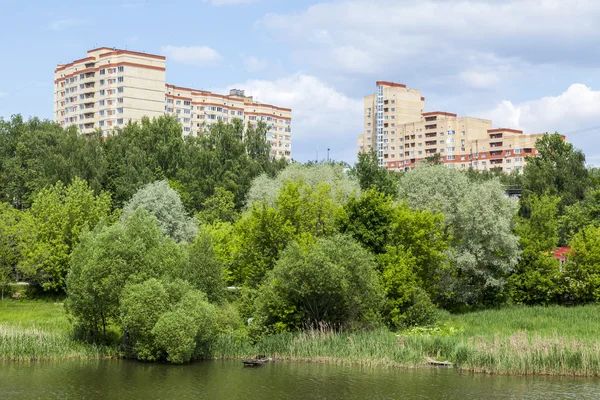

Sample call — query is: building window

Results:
[117,108,123,114]
[117,118,124,125]
[100,69,105,75]
[118,66,124,72]
[118,87,124,93]
[118,98,124,104]
[514,149,522,154]
[99,110,105,116]
[99,90,105,96]
[176,100,181,105]
[184,101,191,106]
[118,77,124,83]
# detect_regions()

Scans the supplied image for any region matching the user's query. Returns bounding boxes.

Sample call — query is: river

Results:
[2,359,599,399]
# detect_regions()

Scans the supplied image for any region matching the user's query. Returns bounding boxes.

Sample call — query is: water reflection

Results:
[1,359,599,399]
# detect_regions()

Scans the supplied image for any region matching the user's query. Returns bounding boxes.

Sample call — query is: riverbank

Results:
[3,300,600,376]
[0,301,117,361]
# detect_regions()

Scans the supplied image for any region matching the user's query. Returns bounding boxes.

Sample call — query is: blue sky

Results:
[1,0,600,164]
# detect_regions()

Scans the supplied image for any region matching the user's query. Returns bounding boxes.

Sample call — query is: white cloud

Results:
[258,0,600,80]
[0,92,8,98]
[48,19,87,31]
[224,74,362,161]
[482,84,600,134]
[241,54,268,72]
[204,0,256,5]
[161,45,222,66]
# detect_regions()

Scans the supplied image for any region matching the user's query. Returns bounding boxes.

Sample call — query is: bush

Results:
[254,234,384,332]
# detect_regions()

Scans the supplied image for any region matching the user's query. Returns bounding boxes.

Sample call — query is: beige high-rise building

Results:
[358,81,551,173]
[54,48,292,160]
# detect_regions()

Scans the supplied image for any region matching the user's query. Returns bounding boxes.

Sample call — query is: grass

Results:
[0,300,117,361]
[3,300,600,375]
[212,305,600,376]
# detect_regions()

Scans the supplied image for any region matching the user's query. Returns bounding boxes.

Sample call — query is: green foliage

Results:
[351,149,398,196]
[401,288,439,328]
[522,133,588,214]
[65,208,188,341]
[0,203,32,291]
[246,163,359,208]
[120,278,170,361]
[122,180,197,243]
[338,189,395,255]
[19,178,112,292]
[185,230,224,303]
[399,166,519,307]
[229,180,344,286]
[565,225,600,303]
[196,187,238,225]
[255,235,384,332]
[510,194,565,305]
[152,289,218,364]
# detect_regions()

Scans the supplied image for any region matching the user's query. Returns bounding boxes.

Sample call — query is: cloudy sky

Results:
[1,0,599,164]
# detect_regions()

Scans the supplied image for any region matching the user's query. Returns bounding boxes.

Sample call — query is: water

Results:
[2,359,599,399]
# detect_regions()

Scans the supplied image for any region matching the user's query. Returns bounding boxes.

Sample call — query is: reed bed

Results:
[0,324,117,361]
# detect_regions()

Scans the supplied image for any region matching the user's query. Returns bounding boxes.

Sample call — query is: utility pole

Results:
[327,148,330,162]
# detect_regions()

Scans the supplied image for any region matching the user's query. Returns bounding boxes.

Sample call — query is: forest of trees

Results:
[1,114,599,363]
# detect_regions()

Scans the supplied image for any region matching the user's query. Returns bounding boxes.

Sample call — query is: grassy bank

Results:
[212,305,600,376]
[0,300,117,361]
[3,300,600,376]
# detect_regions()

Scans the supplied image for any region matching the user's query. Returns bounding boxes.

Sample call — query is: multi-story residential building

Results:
[54,47,292,160]
[358,81,550,173]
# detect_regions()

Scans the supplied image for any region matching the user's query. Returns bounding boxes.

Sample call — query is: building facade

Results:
[54,47,292,160]
[358,81,549,173]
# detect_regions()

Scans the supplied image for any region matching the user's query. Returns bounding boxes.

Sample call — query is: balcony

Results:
[84,93,95,99]
[405,136,410,141]
[490,133,503,139]
[85,82,95,88]
[84,103,95,109]
[490,150,502,157]
[524,148,533,153]
[425,116,437,122]
[490,159,503,165]
[85,72,95,79]
[425,141,437,146]
[84,113,94,119]
[425,132,437,138]
[425,124,437,130]
[425,148,437,154]
[384,108,389,112]
[84,123,94,129]
[490,141,503,148]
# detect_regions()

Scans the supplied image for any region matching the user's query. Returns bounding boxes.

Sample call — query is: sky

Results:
[1,0,600,164]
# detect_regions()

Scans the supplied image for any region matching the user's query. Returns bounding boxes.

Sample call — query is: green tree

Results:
[509,194,565,305]
[522,133,588,214]
[122,180,198,243]
[196,187,238,225]
[185,231,224,303]
[254,234,384,332]
[351,149,398,196]
[66,209,188,341]
[399,166,519,307]
[338,189,395,255]
[565,225,600,303]
[0,203,33,297]
[18,178,112,292]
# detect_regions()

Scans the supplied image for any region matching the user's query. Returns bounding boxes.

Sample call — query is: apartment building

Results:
[54,48,292,160]
[358,81,548,173]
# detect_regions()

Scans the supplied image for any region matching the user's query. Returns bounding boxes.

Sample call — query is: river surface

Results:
[2,359,600,399]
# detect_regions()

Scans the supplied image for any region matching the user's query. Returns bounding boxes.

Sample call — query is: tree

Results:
[196,187,238,225]
[254,235,384,332]
[246,163,359,208]
[66,209,188,341]
[509,194,565,305]
[338,189,395,255]
[522,133,588,214]
[18,178,112,292]
[185,231,224,303]
[565,225,600,303]
[399,166,519,307]
[121,180,198,243]
[351,149,398,196]
[0,203,33,298]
